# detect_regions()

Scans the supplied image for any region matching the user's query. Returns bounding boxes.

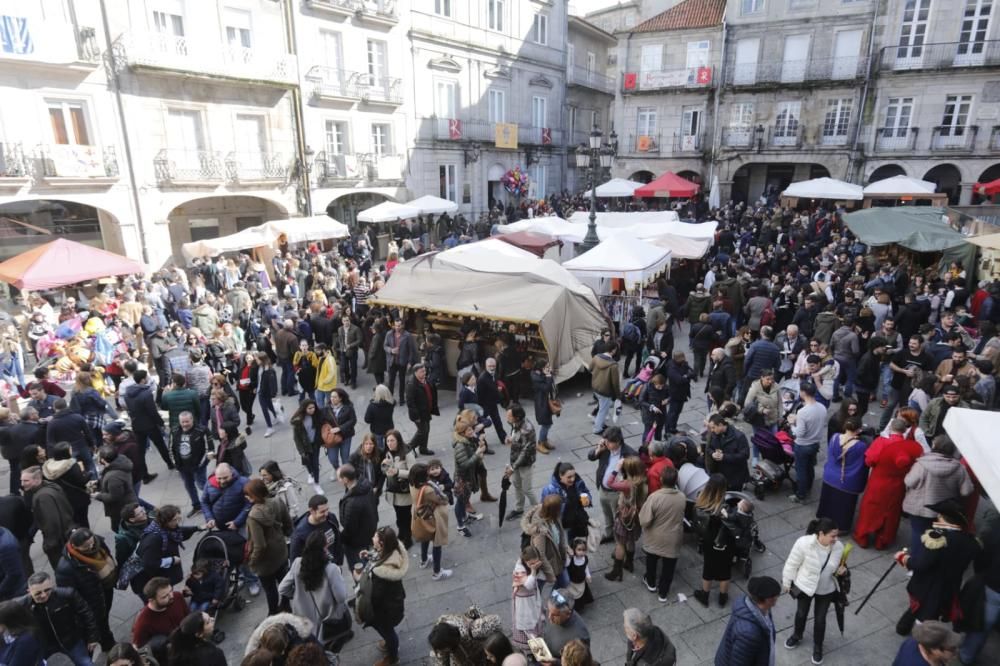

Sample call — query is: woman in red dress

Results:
[853,420,924,549]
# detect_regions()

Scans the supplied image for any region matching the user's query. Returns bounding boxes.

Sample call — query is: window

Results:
[640,44,662,76]
[532,96,547,128]
[439,165,457,203]
[223,7,252,50]
[741,0,765,14]
[367,39,387,83]
[957,0,993,63]
[822,98,853,144]
[733,38,759,85]
[325,120,348,155]
[371,123,392,156]
[319,30,342,70]
[530,164,547,199]
[234,114,266,160]
[587,52,596,81]
[773,101,801,145]
[532,14,548,45]
[487,0,504,32]
[686,41,710,70]
[879,97,914,149]
[152,0,184,37]
[896,0,932,64]
[941,94,973,136]
[730,102,755,128]
[681,107,702,150]
[637,107,657,135]
[567,43,574,74]
[434,0,452,17]
[48,101,91,145]
[166,108,205,169]
[488,89,506,123]
[781,34,810,83]
[590,110,600,130]
[436,80,458,118]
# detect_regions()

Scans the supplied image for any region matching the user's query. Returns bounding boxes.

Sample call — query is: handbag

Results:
[548,398,562,416]
[321,412,343,448]
[384,458,410,494]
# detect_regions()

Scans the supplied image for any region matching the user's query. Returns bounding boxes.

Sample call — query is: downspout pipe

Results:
[851,0,881,183]
[283,0,311,216]
[709,19,728,184]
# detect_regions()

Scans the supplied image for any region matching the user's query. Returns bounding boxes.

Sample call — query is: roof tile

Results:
[631,0,726,33]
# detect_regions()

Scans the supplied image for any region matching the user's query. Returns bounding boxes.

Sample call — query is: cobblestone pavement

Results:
[10,323,997,665]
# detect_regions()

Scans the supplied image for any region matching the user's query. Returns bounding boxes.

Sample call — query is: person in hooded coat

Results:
[244,478,292,617]
[92,446,138,532]
[41,442,91,529]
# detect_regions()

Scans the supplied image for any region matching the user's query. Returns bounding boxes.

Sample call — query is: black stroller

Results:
[191,530,248,614]
[749,427,796,500]
[719,491,766,579]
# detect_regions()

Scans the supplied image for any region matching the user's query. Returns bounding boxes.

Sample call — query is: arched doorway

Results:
[731,165,752,204]
[810,165,831,179]
[923,164,962,204]
[629,170,654,184]
[326,191,395,228]
[487,163,508,210]
[974,164,1000,203]
[0,199,126,263]
[166,195,288,263]
[677,170,702,185]
[868,164,906,184]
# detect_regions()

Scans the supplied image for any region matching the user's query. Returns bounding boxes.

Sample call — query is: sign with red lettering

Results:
[448,119,462,140]
[696,67,712,85]
[541,128,552,145]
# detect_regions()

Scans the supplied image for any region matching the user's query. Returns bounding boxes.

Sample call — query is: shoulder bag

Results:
[790,547,832,599]
[321,410,343,448]
[548,386,562,417]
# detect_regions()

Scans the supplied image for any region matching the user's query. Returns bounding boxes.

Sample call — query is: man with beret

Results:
[714,576,780,665]
[894,499,981,636]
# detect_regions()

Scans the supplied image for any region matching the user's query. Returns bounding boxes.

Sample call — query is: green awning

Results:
[842,207,967,252]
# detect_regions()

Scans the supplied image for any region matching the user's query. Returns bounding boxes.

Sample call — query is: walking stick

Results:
[854,549,905,615]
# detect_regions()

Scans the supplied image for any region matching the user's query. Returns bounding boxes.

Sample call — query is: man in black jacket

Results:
[587,426,638,545]
[3,407,45,494]
[21,466,76,569]
[0,494,34,577]
[45,399,96,480]
[405,363,438,456]
[124,370,173,475]
[55,530,117,650]
[706,348,738,404]
[705,414,751,491]
[477,357,507,448]
[18,571,99,663]
[337,465,377,565]
[171,411,211,517]
[289,494,344,564]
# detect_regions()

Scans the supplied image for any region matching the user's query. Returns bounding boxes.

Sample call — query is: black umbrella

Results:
[498,474,511,527]
[834,569,851,635]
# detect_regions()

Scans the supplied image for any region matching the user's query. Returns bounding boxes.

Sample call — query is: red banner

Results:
[448,119,462,140]
[696,67,712,85]
[623,72,637,90]
[541,128,552,145]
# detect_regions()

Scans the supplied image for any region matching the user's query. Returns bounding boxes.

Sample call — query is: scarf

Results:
[144,518,186,555]
[68,542,117,586]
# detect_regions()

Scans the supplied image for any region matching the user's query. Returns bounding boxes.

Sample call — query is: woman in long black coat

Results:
[367,320,388,385]
[132,505,203,599]
[531,361,555,452]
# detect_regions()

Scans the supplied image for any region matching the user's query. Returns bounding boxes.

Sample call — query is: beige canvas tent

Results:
[369,240,608,382]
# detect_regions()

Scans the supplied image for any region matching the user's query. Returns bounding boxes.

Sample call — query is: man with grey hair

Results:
[542,589,590,659]
[274,318,300,396]
[623,608,676,665]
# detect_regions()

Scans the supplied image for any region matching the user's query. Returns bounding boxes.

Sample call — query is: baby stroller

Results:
[719,491,766,579]
[192,530,248,614]
[749,427,795,500]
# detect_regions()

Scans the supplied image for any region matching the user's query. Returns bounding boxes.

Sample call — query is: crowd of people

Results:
[0,194,995,666]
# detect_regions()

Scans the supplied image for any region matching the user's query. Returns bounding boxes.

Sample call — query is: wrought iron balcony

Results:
[623,133,662,155]
[422,118,561,145]
[305,67,402,105]
[314,151,365,181]
[768,124,804,148]
[225,153,287,183]
[879,40,1000,72]
[725,56,868,87]
[721,126,755,148]
[358,75,402,105]
[872,127,919,152]
[567,65,616,94]
[154,149,224,186]
[307,0,397,24]
[622,66,714,92]
[930,126,978,151]
[0,142,31,178]
[116,33,297,86]
[38,144,119,179]
[672,132,703,153]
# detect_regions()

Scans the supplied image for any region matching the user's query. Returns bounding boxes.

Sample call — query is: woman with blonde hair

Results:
[603,456,649,581]
[364,384,395,450]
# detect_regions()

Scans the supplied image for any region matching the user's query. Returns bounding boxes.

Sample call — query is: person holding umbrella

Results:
[781,517,846,665]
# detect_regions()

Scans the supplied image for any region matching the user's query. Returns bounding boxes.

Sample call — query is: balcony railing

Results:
[873,127,919,152]
[672,132,703,153]
[116,33,297,85]
[722,126,754,148]
[305,67,402,105]
[38,144,118,178]
[314,151,402,182]
[623,66,713,92]
[154,149,225,185]
[422,118,562,145]
[567,65,616,94]
[225,152,287,183]
[307,0,397,22]
[624,133,662,155]
[0,143,31,178]
[879,40,1000,72]
[931,126,978,151]
[725,56,868,86]
[768,124,804,148]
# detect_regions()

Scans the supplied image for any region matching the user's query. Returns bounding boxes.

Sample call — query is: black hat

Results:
[747,576,782,600]
[942,385,960,396]
[925,498,967,527]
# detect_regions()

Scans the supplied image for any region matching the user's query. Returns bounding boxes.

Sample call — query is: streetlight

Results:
[576,124,617,254]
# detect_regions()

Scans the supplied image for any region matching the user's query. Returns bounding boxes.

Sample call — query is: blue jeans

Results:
[258,393,277,427]
[61,640,95,666]
[593,394,613,434]
[538,424,550,444]
[190,600,212,612]
[179,464,208,509]
[420,541,442,573]
[373,621,399,659]
[664,399,685,434]
[315,389,330,409]
[960,585,1000,663]
[879,362,892,402]
[133,481,156,512]
[326,435,352,470]
[279,358,296,395]
[794,443,819,500]
[834,356,856,399]
[72,440,98,481]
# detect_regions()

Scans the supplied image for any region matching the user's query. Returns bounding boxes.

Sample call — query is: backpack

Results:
[621,322,641,345]
[760,301,775,327]
[116,547,145,590]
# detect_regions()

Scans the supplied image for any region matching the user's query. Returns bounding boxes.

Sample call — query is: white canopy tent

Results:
[357,200,421,223]
[563,234,672,289]
[408,195,459,215]
[264,215,349,244]
[943,408,1000,502]
[568,210,680,228]
[781,177,863,201]
[181,224,277,262]
[584,178,644,198]
[863,175,937,196]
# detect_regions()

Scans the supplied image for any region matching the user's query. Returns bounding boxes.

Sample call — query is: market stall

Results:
[634,171,700,198]
[780,177,863,208]
[942,408,1000,501]
[567,210,680,228]
[369,239,608,383]
[264,215,350,245]
[356,200,421,223]
[862,175,947,208]
[408,195,459,215]
[584,178,644,198]
[0,238,145,290]
[494,230,562,260]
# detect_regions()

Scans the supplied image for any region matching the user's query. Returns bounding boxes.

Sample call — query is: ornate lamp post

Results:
[575,124,617,254]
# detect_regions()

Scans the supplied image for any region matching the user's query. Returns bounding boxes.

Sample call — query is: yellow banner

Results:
[495,122,518,149]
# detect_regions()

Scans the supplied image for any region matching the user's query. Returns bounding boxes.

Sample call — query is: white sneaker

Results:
[329,473,338,482]
[248,583,261,596]
[432,569,453,580]
[312,483,324,495]
[466,511,484,521]
[419,558,430,569]
[264,428,274,438]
